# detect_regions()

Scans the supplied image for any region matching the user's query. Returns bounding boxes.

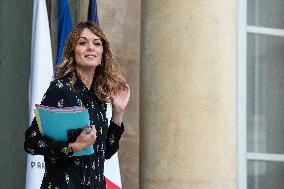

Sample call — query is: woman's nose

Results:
[87,42,95,51]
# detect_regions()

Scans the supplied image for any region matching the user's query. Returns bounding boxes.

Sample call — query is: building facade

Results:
[0,0,283,189]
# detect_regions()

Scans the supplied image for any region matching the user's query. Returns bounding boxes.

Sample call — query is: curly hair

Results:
[54,22,125,102]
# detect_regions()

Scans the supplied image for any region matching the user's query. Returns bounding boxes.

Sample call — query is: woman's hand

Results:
[111,83,130,126]
[69,125,96,152]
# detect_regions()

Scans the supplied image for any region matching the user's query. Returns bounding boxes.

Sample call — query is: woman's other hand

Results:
[69,125,96,152]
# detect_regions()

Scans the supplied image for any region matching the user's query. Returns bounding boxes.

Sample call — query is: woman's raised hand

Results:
[110,83,130,125]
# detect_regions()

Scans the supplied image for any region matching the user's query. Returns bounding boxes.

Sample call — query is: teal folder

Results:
[34,104,94,156]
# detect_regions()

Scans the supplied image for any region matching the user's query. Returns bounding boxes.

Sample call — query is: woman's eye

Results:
[94,42,102,46]
[78,41,86,45]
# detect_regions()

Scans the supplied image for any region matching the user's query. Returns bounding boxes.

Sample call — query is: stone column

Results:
[140,1,237,189]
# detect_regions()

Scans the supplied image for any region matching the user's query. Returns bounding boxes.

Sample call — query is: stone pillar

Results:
[140,1,237,189]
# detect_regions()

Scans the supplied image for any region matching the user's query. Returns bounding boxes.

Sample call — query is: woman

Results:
[24,22,130,189]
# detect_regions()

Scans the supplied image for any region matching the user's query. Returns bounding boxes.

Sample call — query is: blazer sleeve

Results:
[105,120,125,159]
[24,80,73,158]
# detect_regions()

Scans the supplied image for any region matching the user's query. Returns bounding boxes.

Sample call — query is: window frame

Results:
[237,0,284,188]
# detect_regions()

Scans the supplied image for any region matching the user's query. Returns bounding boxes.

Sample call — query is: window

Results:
[238,0,284,188]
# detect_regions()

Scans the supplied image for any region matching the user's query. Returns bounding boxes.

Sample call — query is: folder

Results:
[34,104,94,156]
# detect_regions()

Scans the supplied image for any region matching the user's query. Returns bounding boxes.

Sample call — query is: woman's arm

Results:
[105,121,125,159]
[24,118,72,157]
[105,83,130,159]
[24,80,73,157]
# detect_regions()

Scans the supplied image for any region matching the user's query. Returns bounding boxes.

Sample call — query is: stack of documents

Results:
[34,104,94,156]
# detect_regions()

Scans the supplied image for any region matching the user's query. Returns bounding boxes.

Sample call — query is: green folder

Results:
[34,104,94,156]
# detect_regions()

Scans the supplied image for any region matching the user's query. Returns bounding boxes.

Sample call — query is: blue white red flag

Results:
[88,1,122,188]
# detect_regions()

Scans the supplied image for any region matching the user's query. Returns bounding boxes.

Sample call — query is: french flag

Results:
[88,1,123,188]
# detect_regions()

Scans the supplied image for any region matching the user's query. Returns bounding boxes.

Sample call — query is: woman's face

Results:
[74,28,103,70]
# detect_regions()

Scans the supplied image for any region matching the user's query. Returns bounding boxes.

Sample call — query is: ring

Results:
[86,127,92,134]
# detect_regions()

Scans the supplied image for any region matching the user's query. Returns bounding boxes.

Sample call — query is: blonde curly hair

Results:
[54,22,125,102]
